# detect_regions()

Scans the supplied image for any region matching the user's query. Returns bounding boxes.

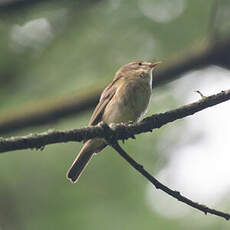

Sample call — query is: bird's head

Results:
[115,61,161,82]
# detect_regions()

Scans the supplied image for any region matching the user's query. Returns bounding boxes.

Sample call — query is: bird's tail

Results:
[66,142,94,183]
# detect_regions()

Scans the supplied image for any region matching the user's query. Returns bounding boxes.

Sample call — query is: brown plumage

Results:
[67,61,161,183]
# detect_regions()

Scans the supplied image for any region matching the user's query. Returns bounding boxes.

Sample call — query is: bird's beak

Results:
[149,61,162,68]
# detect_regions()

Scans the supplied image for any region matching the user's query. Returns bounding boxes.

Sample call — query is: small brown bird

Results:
[67,60,161,183]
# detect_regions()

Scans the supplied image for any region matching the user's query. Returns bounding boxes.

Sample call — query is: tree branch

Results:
[108,140,230,220]
[0,0,103,13]
[1,36,230,135]
[0,89,229,153]
[0,89,101,135]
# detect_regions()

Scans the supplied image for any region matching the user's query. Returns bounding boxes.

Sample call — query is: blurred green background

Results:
[0,0,230,229]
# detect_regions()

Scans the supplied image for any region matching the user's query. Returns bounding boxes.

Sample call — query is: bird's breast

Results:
[103,79,151,124]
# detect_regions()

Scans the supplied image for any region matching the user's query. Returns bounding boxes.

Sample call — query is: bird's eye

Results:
[138,62,142,66]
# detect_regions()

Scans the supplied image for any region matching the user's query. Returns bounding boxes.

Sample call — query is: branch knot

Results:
[99,121,117,145]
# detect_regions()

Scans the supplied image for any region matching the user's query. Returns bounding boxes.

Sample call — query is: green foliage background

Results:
[0,0,229,229]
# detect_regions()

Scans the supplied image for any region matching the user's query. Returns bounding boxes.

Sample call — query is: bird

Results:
[66,60,161,183]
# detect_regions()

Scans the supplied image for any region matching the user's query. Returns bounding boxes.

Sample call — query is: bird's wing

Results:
[88,80,118,126]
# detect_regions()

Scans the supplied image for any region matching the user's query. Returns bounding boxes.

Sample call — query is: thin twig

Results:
[108,140,230,220]
[0,89,229,153]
